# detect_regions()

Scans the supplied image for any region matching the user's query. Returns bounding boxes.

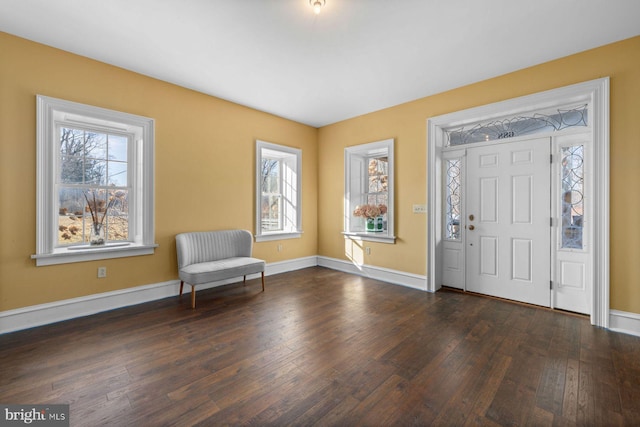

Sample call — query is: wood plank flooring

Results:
[1,266,639,426]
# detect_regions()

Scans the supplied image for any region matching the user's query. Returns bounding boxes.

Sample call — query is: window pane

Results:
[261,194,282,231]
[60,155,84,184]
[106,189,129,241]
[59,128,85,156]
[561,145,584,249]
[85,160,107,185]
[366,157,389,211]
[59,127,108,184]
[445,159,461,240]
[261,159,280,193]
[368,158,388,193]
[84,132,107,159]
[108,134,128,162]
[108,161,128,186]
[58,187,87,245]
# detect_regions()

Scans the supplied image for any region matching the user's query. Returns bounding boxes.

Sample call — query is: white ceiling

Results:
[1,0,639,127]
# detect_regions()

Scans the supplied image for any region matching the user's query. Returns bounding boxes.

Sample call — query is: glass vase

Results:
[89,223,106,246]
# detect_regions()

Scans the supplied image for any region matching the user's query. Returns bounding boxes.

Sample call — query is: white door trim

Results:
[427,77,609,327]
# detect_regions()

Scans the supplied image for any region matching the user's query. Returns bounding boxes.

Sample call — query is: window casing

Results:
[344,139,395,243]
[255,140,302,242]
[32,95,156,266]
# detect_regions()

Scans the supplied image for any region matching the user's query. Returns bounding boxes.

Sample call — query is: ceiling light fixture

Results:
[309,0,326,15]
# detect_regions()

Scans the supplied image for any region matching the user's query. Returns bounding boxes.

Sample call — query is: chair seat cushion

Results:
[179,257,265,285]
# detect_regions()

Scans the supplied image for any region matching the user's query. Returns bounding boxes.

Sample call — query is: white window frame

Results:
[32,95,157,266]
[255,140,302,242]
[343,138,395,244]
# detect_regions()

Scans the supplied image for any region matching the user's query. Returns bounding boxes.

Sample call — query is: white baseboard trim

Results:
[5,254,636,338]
[266,256,318,275]
[0,279,181,335]
[0,256,319,335]
[317,256,428,291]
[609,309,640,337]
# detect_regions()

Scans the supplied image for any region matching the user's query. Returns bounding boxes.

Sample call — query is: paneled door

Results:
[466,137,551,306]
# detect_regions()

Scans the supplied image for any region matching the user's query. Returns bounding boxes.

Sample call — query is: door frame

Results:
[427,77,610,327]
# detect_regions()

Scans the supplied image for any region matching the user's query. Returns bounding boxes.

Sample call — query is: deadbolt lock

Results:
[469,214,475,221]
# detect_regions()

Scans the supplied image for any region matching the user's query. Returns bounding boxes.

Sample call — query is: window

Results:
[32,95,156,266]
[444,103,588,146]
[560,144,585,249]
[444,158,462,241]
[255,140,302,242]
[344,139,395,243]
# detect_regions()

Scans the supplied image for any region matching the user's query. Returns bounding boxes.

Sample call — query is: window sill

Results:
[32,243,158,266]
[342,232,396,244]
[255,231,303,242]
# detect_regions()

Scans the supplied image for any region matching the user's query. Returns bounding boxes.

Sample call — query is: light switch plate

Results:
[413,204,427,214]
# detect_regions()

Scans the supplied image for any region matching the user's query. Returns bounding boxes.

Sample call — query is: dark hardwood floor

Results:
[1,267,639,426]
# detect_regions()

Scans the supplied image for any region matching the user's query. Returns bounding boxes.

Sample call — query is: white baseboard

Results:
[266,256,318,275]
[609,309,640,337]
[317,256,428,291]
[0,279,181,335]
[4,255,637,338]
[0,256,318,335]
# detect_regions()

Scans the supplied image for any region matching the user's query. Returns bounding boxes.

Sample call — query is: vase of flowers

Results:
[353,204,387,232]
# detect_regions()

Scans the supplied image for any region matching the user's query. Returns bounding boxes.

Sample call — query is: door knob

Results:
[468,225,475,230]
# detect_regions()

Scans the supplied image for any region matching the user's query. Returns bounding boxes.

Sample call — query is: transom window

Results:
[255,140,302,242]
[444,103,588,146]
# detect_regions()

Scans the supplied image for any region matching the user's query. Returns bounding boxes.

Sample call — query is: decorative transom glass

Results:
[561,145,584,249]
[445,159,461,240]
[445,104,588,146]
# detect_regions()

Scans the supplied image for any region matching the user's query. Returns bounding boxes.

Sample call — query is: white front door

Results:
[466,137,551,307]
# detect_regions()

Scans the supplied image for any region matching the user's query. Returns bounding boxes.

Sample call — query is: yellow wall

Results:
[2,30,639,316]
[318,36,640,314]
[0,32,318,311]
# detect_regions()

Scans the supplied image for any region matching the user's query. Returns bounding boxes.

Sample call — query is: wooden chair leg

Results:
[191,286,196,309]
[243,275,247,286]
[179,280,184,296]
[261,271,265,292]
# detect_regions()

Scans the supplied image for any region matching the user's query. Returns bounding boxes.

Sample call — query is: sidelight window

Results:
[560,145,584,249]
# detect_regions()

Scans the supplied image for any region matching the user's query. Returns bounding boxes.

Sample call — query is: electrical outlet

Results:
[413,204,427,214]
[97,267,107,278]
[365,247,371,255]
[277,244,283,252]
